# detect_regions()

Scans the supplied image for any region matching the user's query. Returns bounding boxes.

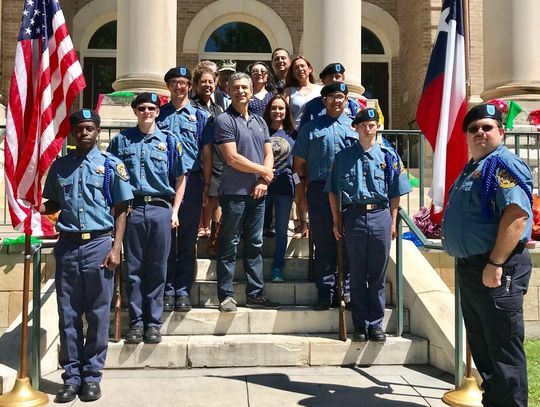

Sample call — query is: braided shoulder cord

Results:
[195,109,207,149]
[103,155,113,207]
[383,151,393,192]
[480,156,499,218]
[166,133,175,174]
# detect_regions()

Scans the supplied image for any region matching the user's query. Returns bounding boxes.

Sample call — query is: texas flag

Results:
[416,0,468,222]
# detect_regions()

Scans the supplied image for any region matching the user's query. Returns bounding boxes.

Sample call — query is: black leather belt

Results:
[60,230,112,242]
[458,241,526,266]
[132,195,171,206]
[345,203,387,212]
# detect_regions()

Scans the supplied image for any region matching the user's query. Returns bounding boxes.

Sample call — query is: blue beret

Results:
[352,108,379,125]
[69,109,100,127]
[321,82,348,97]
[164,66,192,83]
[462,103,503,132]
[131,92,160,108]
[319,63,345,79]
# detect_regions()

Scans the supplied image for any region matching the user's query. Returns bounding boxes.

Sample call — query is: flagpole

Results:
[0,234,48,406]
[442,0,483,406]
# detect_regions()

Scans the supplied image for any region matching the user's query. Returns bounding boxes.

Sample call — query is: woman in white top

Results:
[283,56,322,130]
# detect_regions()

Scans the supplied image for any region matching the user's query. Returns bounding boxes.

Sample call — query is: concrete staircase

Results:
[104,234,429,369]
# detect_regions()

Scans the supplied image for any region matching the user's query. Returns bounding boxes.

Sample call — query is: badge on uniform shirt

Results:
[380,162,387,170]
[116,163,129,181]
[158,142,167,151]
[177,142,182,155]
[189,115,197,122]
[497,169,517,188]
[96,165,105,175]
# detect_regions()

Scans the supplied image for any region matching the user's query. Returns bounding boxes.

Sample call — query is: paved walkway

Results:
[40,365,454,406]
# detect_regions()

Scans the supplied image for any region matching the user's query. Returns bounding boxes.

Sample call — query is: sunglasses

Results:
[136,106,157,112]
[467,124,495,133]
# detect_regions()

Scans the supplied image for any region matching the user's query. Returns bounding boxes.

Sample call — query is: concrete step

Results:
[196,235,310,259]
[195,257,310,281]
[103,334,428,369]
[112,306,409,336]
[188,280,393,307]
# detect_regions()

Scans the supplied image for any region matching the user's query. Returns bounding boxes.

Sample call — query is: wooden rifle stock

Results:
[113,261,122,343]
[337,192,347,341]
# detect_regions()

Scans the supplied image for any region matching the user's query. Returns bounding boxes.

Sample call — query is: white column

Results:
[113,0,177,94]
[482,0,540,101]
[302,0,364,96]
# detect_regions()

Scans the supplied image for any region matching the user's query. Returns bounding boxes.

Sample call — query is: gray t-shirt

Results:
[214,106,270,195]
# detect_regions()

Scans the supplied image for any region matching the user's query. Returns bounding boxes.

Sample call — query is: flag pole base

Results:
[0,377,48,407]
[442,376,483,407]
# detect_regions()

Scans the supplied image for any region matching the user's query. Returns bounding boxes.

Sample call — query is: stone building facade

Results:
[0,0,539,129]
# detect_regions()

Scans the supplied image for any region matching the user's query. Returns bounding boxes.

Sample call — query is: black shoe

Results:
[144,326,162,343]
[163,296,175,312]
[54,384,80,403]
[79,382,101,402]
[263,228,276,237]
[175,295,192,312]
[352,327,368,342]
[313,297,331,311]
[246,295,281,309]
[368,327,386,342]
[125,326,143,344]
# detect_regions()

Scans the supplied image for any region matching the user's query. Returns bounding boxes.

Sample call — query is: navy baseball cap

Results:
[69,109,100,127]
[462,103,503,132]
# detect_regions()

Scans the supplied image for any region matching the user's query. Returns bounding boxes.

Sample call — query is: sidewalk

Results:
[40,365,454,406]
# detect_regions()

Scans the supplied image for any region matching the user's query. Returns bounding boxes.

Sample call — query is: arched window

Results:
[362,27,385,55]
[83,21,117,109]
[201,22,272,71]
[88,21,117,49]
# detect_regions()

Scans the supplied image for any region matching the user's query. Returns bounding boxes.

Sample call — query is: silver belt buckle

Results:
[366,204,376,210]
[144,195,152,202]
[81,233,91,240]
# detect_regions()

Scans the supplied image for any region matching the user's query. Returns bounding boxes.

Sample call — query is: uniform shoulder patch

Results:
[497,169,517,188]
[394,159,406,174]
[177,142,182,155]
[116,163,129,181]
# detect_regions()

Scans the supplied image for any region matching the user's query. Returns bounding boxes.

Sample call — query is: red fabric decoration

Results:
[532,194,540,240]
[529,110,540,131]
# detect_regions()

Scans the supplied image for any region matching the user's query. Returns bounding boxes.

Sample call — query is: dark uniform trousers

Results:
[307,181,350,301]
[55,234,113,385]
[344,206,391,329]
[166,170,203,298]
[125,201,172,328]
[457,247,531,407]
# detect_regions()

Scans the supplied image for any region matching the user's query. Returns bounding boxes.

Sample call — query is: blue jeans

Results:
[217,195,265,302]
[265,193,294,269]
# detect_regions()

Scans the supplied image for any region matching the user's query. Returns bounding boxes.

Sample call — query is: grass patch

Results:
[527,339,540,407]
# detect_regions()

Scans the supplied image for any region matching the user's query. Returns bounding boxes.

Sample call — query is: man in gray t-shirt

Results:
[213,72,280,312]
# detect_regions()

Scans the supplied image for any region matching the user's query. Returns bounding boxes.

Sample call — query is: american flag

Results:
[4,0,86,234]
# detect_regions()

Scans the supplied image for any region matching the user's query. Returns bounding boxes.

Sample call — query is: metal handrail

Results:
[395,207,463,386]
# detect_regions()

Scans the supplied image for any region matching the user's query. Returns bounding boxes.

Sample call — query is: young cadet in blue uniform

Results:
[325,108,411,342]
[108,92,186,344]
[156,66,210,313]
[442,104,533,407]
[293,82,357,310]
[298,63,359,129]
[41,109,133,403]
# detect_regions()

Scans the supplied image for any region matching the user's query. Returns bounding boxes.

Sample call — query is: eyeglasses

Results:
[467,124,495,133]
[169,79,190,87]
[251,69,267,75]
[324,94,346,103]
[136,106,157,112]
